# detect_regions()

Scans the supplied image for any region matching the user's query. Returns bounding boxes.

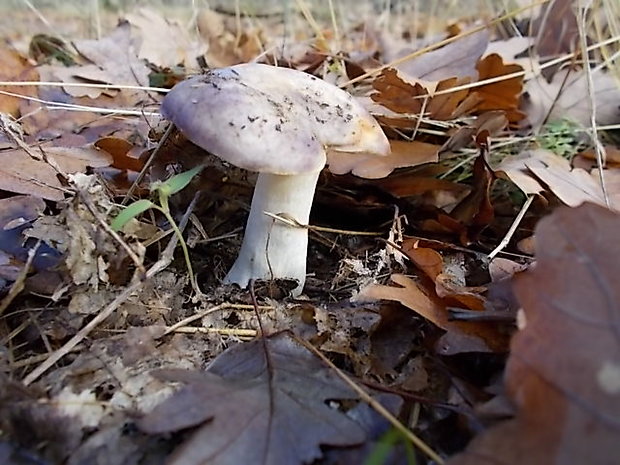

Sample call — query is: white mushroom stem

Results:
[224,170,321,296]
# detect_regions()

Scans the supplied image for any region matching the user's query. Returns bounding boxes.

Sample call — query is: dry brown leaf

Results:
[326,140,439,179]
[0,45,39,118]
[441,110,509,153]
[402,244,486,310]
[126,8,207,69]
[94,137,146,172]
[0,195,47,280]
[577,145,620,166]
[472,54,524,122]
[525,68,620,130]
[196,8,264,67]
[138,333,365,465]
[401,245,444,281]
[395,28,490,82]
[0,145,112,200]
[371,68,470,120]
[496,149,618,209]
[531,0,578,61]
[449,146,496,244]
[375,175,470,205]
[355,274,506,354]
[599,168,620,209]
[494,150,547,195]
[448,203,620,465]
[54,23,150,100]
[371,68,430,115]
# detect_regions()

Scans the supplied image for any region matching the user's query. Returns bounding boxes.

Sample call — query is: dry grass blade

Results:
[577,0,610,206]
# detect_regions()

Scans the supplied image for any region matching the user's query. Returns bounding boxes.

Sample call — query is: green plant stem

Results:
[156,193,196,292]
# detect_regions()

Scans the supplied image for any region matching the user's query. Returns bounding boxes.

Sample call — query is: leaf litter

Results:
[0,2,619,464]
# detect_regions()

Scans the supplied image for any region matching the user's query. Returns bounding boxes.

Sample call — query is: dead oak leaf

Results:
[449,148,496,244]
[138,333,365,465]
[531,0,579,61]
[448,203,620,465]
[0,195,60,284]
[126,8,207,69]
[355,274,506,354]
[472,54,524,122]
[371,68,428,115]
[371,68,470,120]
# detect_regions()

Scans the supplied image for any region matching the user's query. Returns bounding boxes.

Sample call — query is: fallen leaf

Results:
[371,68,470,120]
[0,45,39,118]
[54,23,150,100]
[196,8,264,67]
[484,37,533,62]
[449,144,496,244]
[94,137,146,172]
[375,174,470,205]
[28,34,76,66]
[525,68,620,130]
[495,149,617,209]
[0,145,112,200]
[327,140,440,179]
[448,203,620,465]
[401,245,444,281]
[531,0,578,61]
[138,333,365,465]
[0,195,61,279]
[441,110,509,153]
[313,304,382,376]
[472,54,524,122]
[126,8,207,69]
[577,145,620,166]
[355,274,507,354]
[395,28,489,82]
[402,244,487,310]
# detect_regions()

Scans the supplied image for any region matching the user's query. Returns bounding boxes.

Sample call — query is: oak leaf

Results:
[448,203,620,465]
[138,333,365,465]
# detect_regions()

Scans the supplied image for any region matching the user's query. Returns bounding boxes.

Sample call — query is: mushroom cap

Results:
[161,63,389,175]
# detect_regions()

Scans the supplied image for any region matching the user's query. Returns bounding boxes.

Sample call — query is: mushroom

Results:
[161,63,389,296]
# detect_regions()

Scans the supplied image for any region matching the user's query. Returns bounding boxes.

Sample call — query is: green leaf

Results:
[154,164,205,197]
[364,428,417,465]
[111,199,155,231]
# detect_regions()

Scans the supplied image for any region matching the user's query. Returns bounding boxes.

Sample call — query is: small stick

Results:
[577,0,610,207]
[162,303,272,337]
[169,327,257,338]
[122,123,175,205]
[487,194,534,260]
[263,212,382,236]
